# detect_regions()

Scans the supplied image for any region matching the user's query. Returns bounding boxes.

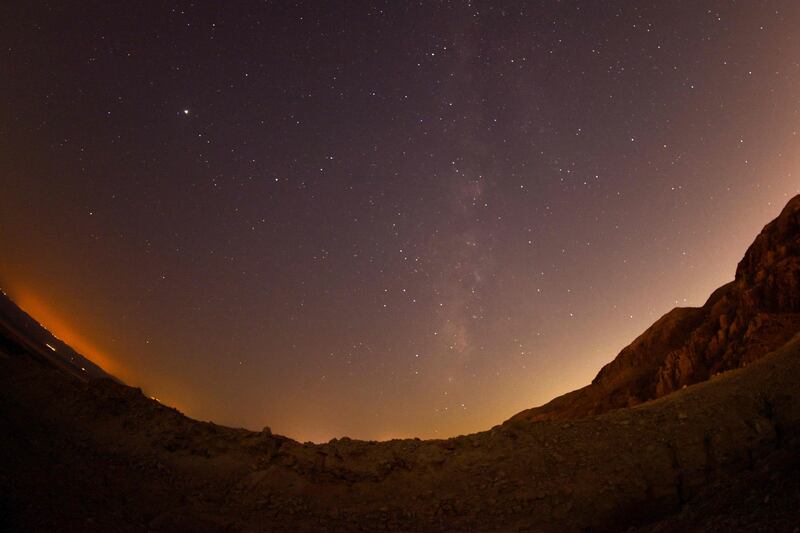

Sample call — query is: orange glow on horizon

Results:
[7,287,124,380]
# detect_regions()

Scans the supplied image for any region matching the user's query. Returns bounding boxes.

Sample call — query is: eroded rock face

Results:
[513,195,800,423]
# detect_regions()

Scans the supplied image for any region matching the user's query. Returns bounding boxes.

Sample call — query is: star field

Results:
[1,1,800,441]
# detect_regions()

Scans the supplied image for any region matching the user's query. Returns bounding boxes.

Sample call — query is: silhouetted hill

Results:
[0,290,116,382]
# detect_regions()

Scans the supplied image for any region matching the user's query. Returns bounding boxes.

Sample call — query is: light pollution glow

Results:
[1,1,800,442]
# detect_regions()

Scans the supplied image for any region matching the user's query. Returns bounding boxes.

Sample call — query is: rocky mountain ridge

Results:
[512,194,800,423]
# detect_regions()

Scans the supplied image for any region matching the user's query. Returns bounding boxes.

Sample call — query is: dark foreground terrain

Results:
[1,196,800,532]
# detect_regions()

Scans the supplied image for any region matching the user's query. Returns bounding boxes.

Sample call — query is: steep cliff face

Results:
[513,195,800,423]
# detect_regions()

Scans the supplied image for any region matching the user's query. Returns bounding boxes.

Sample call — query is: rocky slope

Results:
[2,330,799,531]
[512,194,800,423]
[1,195,800,532]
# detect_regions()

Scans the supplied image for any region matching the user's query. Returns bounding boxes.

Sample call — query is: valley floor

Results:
[2,332,799,531]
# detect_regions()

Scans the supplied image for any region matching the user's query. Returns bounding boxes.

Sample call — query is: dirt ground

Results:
[2,331,799,531]
[3,195,800,531]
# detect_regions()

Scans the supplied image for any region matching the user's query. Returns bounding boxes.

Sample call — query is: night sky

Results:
[2,1,800,442]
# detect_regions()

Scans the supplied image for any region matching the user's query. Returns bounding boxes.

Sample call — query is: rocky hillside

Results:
[1,195,799,532]
[2,327,799,531]
[512,194,800,423]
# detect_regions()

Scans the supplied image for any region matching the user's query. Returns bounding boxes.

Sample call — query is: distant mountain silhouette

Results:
[0,290,117,382]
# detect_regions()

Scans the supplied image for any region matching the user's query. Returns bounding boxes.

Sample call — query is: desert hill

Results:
[512,195,800,423]
[1,196,800,531]
[0,290,115,383]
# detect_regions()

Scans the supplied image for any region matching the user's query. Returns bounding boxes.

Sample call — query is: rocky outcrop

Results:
[513,194,800,423]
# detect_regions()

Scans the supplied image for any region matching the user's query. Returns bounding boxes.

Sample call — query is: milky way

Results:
[1,1,799,441]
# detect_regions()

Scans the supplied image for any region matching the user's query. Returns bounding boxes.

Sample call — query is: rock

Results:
[511,195,800,424]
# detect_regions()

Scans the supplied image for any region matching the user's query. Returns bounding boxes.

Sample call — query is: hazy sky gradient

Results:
[2,1,800,441]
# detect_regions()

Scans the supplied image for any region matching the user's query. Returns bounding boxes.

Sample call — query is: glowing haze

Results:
[1,2,799,442]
